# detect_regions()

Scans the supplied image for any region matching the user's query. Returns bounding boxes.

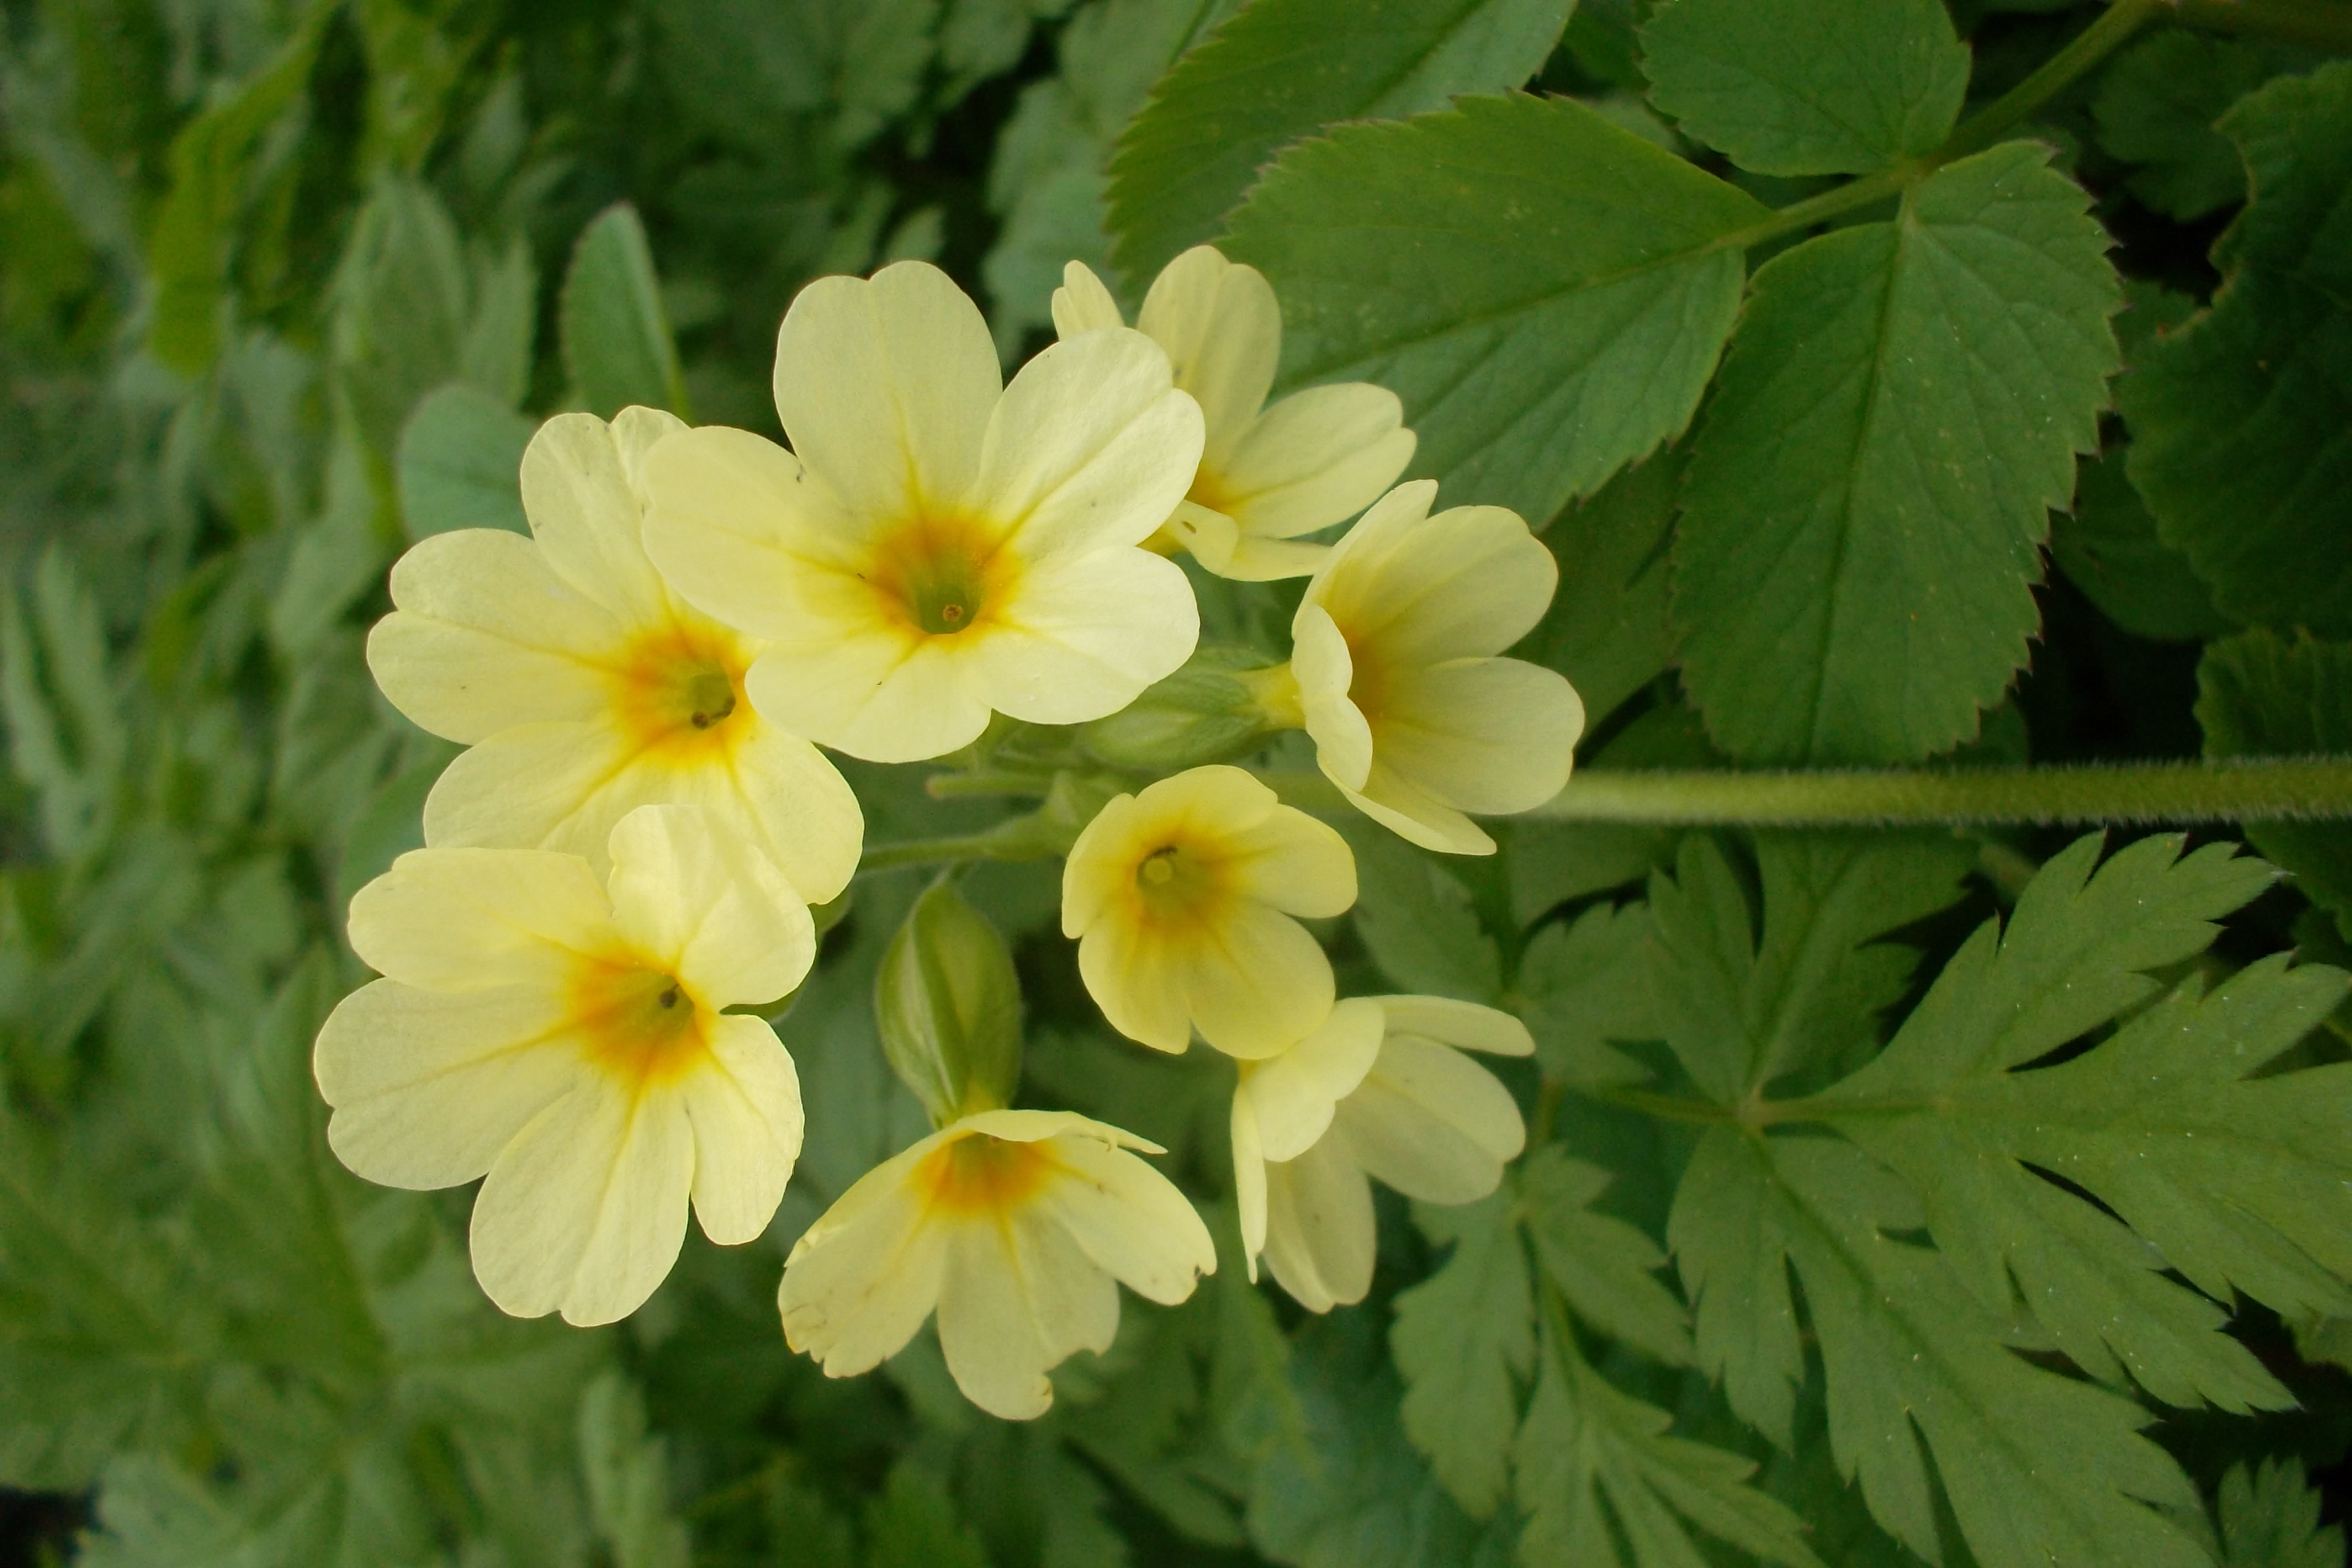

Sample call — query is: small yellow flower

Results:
[315,805,813,1327]
[640,261,1205,764]
[1290,480,1585,856]
[777,1108,1216,1420]
[367,407,862,899]
[1054,247,1415,581]
[1061,765,1355,1059]
[1233,995,1532,1312]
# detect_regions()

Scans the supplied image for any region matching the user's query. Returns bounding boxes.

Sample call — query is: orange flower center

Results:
[917,1133,1057,1216]
[568,957,710,1087]
[611,622,750,761]
[1128,837,1232,933]
[866,514,1014,638]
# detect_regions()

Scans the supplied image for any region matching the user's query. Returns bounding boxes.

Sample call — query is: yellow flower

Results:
[1061,764,1355,1059]
[640,261,1204,765]
[1232,995,1532,1312]
[777,1108,1216,1420]
[314,805,813,1327]
[1290,480,1585,856]
[1054,247,1414,581]
[367,407,862,899]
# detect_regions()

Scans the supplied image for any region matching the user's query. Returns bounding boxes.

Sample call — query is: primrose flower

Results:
[777,1109,1216,1420]
[640,261,1204,765]
[368,407,861,897]
[1235,995,1532,1312]
[315,805,812,1327]
[1053,247,1414,581]
[1061,764,1355,1059]
[1289,479,1585,856]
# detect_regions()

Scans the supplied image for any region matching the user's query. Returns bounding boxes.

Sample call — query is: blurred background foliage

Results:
[1,0,2349,1563]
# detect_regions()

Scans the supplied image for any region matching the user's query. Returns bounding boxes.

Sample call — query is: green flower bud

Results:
[875,877,1023,1124]
[1076,644,1300,773]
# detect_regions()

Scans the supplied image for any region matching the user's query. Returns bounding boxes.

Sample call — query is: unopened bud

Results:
[1077,645,1300,771]
[875,877,1024,1124]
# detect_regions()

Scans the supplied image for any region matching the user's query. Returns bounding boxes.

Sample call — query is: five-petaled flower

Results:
[1061,764,1356,1059]
[640,260,1205,764]
[1232,995,1532,1312]
[1054,246,1414,581]
[1289,479,1586,855]
[777,1108,1216,1420]
[315,805,812,1327]
[368,407,863,898]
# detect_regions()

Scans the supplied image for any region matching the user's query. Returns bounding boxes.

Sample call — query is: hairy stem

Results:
[856,833,1044,874]
[1524,757,2352,826]
[2175,0,2352,52]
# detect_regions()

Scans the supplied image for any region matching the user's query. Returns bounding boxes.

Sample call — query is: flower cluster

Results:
[318,248,1583,1420]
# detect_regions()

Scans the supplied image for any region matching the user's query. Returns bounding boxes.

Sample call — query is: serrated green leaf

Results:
[1671,1130,2208,1568]
[1104,0,1571,290]
[2092,31,2269,222]
[392,383,533,543]
[560,203,688,419]
[1351,831,1501,1002]
[1522,451,1678,728]
[1520,1145,1690,1365]
[2049,448,2233,642]
[2120,62,2352,638]
[1224,93,1769,522]
[1516,901,1659,1087]
[1512,1318,1821,1568]
[330,175,477,460]
[1391,1189,1534,1517]
[2198,628,2352,943]
[652,0,942,153]
[1247,1317,1516,1568]
[1,547,124,859]
[1639,0,1967,176]
[865,1463,989,1568]
[1675,142,2122,764]
[2216,1456,2345,1568]
[1648,834,1975,1104]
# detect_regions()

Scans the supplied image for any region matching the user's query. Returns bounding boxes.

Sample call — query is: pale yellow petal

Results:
[1340,762,1496,856]
[469,1077,697,1326]
[369,530,619,743]
[420,720,631,864]
[520,413,673,624]
[681,1013,803,1246]
[1077,906,1196,1054]
[744,634,993,765]
[314,980,580,1189]
[640,424,867,644]
[957,1106,1132,1148]
[1302,478,1438,612]
[607,405,689,507]
[773,261,999,522]
[1061,789,1143,938]
[1033,1132,1215,1304]
[1261,1136,1375,1314]
[1221,803,1356,919]
[1231,1095,1268,1281]
[1373,995,1535,1057]
[347,847,611,991]
[779,1134,954,1375]
[1324,503,1556,667]
[977,327,1203,561]
[935,1215,1117,1420]
[1238,998,1385,1163]
[1291,606,1371,791]
[603,805,813,1005]
[1161,500,1240,575]
[1051,260,1125,338]
[1218,536,1331,583]
[965,546,1198,726]
[1338,1037,1524,1205]
[1177,898,1336,1061]
[1136,246,1278,464]
[1216,382,1414,542]
[721,724,865,903]
[1375,658,1583,816]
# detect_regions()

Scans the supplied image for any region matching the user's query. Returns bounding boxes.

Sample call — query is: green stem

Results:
[924,770,1053,800]
[1526,758,2352,826]
[1718,0,2169,254]
[2175,0,2352,52]
[1937,0,2171,163]
[856,833,1034,875]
